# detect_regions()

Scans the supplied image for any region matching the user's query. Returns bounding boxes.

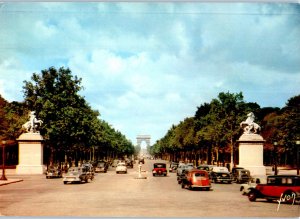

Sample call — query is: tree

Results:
[22,67,111,163]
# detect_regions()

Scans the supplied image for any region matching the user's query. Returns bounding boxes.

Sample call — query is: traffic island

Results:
[134,164,147,179]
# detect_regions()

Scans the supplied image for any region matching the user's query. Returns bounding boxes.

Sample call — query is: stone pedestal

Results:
[16,133,44,174]
[238,133,266,177]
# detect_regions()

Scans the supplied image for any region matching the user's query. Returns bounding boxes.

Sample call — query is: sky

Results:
[0,2,299,147]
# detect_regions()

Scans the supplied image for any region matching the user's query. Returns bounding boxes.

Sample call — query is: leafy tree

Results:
[22,66,134,163]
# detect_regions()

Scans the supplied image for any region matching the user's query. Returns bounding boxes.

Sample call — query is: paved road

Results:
[0,159,299,217]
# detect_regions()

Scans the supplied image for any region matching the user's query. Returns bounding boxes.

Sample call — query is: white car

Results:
[116,162,127,174]
[240,177,267,195]
[176,163,194,176]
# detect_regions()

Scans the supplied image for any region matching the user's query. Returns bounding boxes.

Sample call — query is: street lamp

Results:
[274,142,278,175]
[296,140,300,175]
[0,140,7,181]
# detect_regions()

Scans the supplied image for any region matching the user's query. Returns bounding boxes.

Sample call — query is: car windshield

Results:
[118,163,125,166]
[154,164,166,168]
[195,172,206,177]
[198,166,209,171]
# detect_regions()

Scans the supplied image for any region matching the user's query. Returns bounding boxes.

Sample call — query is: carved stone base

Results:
[238,133,266,177]
[16,133,44,175]
[16,165,44,175]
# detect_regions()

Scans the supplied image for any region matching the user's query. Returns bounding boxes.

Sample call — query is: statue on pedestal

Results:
[240,112,261,134]
[22,111,43,133]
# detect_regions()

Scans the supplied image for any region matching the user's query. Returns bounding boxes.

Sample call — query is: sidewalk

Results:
[0,169,23,186]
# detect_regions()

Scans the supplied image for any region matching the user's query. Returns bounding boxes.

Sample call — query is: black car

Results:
[232,168,251,183]
[210,166,233,184]
[139,157,145,164]
[46,165,62,179]
[169,162,179,172]
[125,158,134,168]
[95,161,108,173]
[177,169,189,184]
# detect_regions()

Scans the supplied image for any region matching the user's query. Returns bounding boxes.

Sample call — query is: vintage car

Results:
[138,157,145,164]
[82,163,95,180]
[177,163,194,176]
[95,161,108,173]
[116,162,127,174]
[112,159,120,167]
[169,162,179,172]
[63,167,90,184]
[177,169,189,184]
[181,169,211,191]
[232,168,251,183]
[197,165,213,178]
[125,158,134,168]
[152,163,167,176]
[240,176,267,195]
[248,175,300,203]
[46,166,62,179]
[210,166,233,184]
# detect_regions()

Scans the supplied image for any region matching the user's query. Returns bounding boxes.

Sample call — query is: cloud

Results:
[0,2,299,144]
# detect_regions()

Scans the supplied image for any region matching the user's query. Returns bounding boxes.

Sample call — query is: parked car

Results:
[116,162,127,174]
[95,161,108,173]
[46,165,62,179]
[248,175,300,203]
[152,163,167,176]
[210,166,233,184]
[177,163,194,176]
[169,162,179,172]
[111,159,120,167]
[63,167,90,184]
[232,168,251,183]
[240,176,267,195]
[181,169,211,191]
[82,163,95,180]
[197,165,213,177]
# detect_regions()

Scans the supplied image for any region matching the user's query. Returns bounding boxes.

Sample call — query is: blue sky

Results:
[0,2,299,146]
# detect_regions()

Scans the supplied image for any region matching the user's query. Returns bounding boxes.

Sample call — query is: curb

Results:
[0,179,23,186]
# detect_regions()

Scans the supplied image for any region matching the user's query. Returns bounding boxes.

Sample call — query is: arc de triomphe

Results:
[136,135,151,148]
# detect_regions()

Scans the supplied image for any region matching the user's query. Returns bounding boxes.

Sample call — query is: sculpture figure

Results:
[240,112,261,134]
[22,111,43,133]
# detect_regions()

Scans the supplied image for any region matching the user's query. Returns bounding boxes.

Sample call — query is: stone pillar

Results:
[238,133,266,177]
[16,133,44,174]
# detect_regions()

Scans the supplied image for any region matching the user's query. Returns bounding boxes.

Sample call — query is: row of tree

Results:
[149,92,300,169]
[0,67,136,165]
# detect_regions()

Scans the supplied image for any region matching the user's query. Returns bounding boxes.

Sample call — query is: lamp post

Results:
[274,142,278,175]
[0,140,7,181]
[296,140,300,175]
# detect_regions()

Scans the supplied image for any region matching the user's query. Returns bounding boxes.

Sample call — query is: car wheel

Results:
[63,181,67,184]
[248,191,257,202]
